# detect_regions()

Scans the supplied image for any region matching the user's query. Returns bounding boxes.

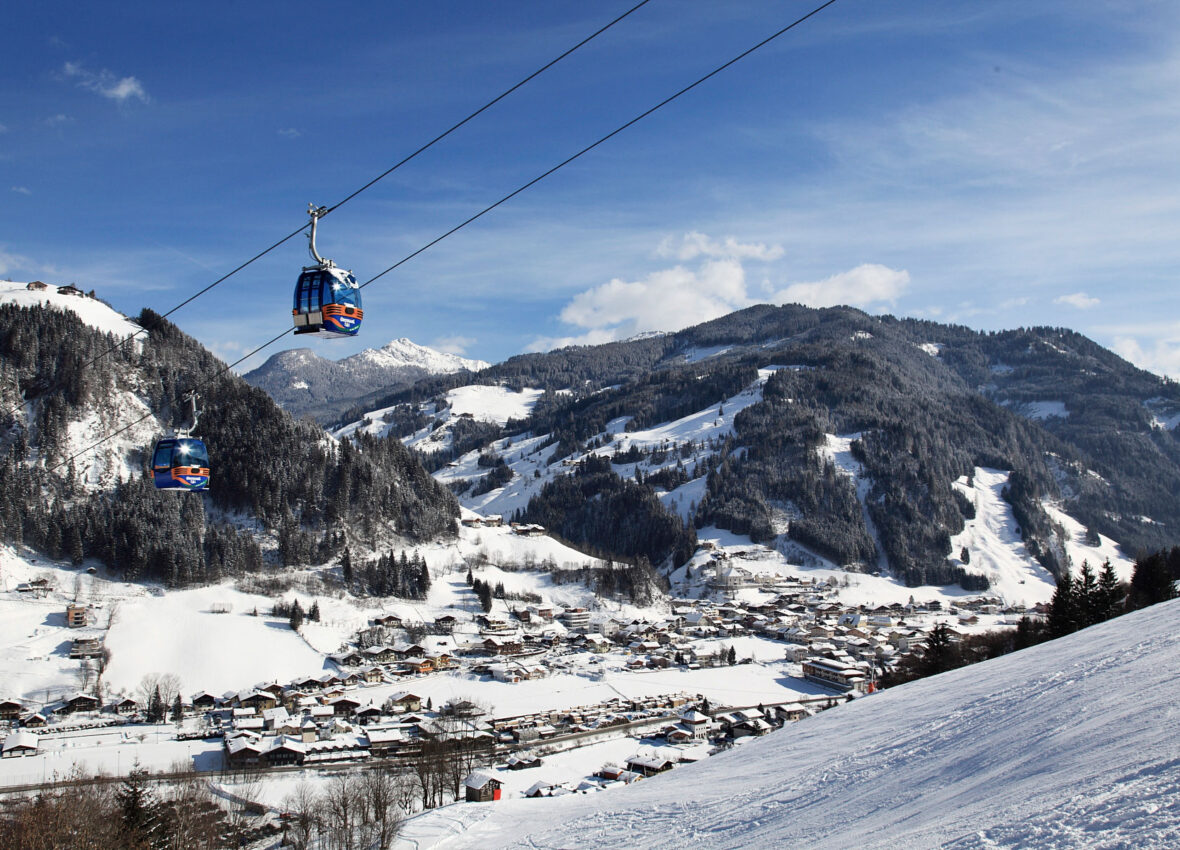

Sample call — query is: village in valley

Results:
[0,511,1034,823]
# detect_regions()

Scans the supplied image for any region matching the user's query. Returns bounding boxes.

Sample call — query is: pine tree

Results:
[289,599,304,631]
[341,547,353,587]
[148,685,164,723]
[919,622,959,676]
[1077,562,1100,627]
[466,567,474,586]
[309,600,321,622]
[1096,560,1124,621]
[1128,549,1178,610]
[115,763,160,846]
[67,523,84,566]
[1047,572,1078,638]
[171,694,184,724]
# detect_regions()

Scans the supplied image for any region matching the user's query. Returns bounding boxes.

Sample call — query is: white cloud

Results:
[530,233,907,351]
[769,264,910,310]
[431,335,476,356]
[551,257,749,345]
[0,248,34,276]
[1112,335,1180,381]
[278,128,301,138]
[11,186,31,196]
[656,231,784,262]
[62,62,148,104]
[1053,292,1100,309]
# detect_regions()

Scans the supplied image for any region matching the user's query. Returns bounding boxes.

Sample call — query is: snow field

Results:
[399,598,1180,850]
[0,281,142,340]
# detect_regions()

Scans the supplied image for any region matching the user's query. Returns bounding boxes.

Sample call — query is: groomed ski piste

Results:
[396,598,1180,850]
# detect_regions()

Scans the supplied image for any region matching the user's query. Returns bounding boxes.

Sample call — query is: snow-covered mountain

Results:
[244,337,488,422]
[332,304,1180,599]
[402,597,1180,850]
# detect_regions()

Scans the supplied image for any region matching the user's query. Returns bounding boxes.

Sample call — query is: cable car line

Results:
[359,0,841,291]
[47,326,296,477]
[42,0,842,480]
[4,0,655,424]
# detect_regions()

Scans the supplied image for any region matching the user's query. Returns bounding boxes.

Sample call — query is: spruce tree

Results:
[1077,562,1100,627]
[115,763,160,846]
[1096,560,1124,621]
[171,694,184,724]
[1047,572,1078,638]
[919,622,959,676]
[148,685,164,723]
[309,600,321,622]
[289,599,304,631]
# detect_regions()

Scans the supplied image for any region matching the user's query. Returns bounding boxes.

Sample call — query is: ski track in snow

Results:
[400,600,1180,850]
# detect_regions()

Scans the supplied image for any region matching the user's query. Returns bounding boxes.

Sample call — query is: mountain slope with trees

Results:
[343,304,1180,590]
[0,300,458,586]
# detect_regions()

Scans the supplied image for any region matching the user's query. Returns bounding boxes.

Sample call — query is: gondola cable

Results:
[46,0,842,477]
[3,0,656,423]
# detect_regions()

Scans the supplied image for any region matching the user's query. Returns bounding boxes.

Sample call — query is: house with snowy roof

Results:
[464,771,502,802]
[2,731,39,758]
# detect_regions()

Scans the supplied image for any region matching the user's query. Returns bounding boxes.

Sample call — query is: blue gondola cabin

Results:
[292,267,362,337]
[152,437,210,491]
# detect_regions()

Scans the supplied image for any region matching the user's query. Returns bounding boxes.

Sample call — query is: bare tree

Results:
[282,782,321,850]
[137,672,183,713]
[158,764,227,850]
[319,773,363,850]
[357,767,409,850]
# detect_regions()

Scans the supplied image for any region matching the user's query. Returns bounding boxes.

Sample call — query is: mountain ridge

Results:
[333,303,1180,591]
[243,337,488,422]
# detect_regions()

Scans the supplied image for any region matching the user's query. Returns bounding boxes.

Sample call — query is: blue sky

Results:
[3,1,1179,377]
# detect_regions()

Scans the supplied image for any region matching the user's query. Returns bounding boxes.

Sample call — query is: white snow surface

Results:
[447,385,543,425]
[1042,501,1134,581]
[1143,397,1180,431]
[0,280,141,340]
[917,342,943,357]
[401,599,1180,850]
[949,468,1058,606]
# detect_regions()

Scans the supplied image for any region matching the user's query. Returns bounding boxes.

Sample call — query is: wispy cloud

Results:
[656,231,784,262]
[1054,292,1100,309]
[1112,334,1180,381]
[431,335,476,356]
[11,186,31,196]
[62,62,149,103]
[0,248,37,277]
[278,128,301,139]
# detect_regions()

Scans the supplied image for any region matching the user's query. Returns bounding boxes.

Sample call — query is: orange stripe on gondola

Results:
[323,304,363,319]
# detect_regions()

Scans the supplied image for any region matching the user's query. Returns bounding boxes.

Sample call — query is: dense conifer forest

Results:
[0,305,458,586]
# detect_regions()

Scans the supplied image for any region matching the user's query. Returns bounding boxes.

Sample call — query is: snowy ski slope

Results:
[399,598,1180,850]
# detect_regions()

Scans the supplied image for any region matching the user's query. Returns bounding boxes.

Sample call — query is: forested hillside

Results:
[0,303,458,585]
[351,304,1180,589]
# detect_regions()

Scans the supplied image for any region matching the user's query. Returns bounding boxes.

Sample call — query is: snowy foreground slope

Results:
[402,600,1180,850]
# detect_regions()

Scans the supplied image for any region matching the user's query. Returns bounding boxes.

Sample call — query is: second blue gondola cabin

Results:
[152,437,210,491]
